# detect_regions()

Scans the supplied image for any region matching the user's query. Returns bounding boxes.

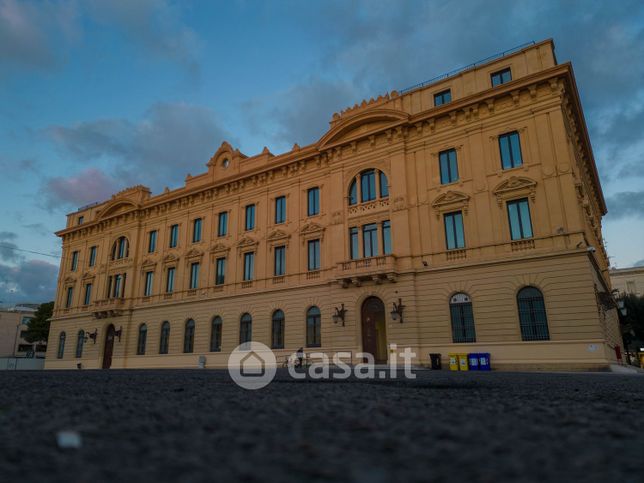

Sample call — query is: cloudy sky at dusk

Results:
[1,0,644,304]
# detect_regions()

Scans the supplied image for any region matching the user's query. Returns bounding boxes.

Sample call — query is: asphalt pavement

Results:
[1,369,643,483]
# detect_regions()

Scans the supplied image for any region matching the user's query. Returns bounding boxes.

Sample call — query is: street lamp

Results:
[391,298,404,323]
[332,304,346,326]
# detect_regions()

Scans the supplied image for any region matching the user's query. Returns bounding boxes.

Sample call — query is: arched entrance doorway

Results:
[361,297,387,363]
[102,324,116,369]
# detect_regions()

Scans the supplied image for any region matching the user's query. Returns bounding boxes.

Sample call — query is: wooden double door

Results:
[361,297,387,363]
[102,324,116,369]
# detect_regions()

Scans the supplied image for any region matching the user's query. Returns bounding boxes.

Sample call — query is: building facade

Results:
[0,306,43,358]
[610,266,644,297]
[45,40,623,371]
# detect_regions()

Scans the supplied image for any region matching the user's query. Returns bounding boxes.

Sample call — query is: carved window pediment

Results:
[267,229,290,242]
[492,176,537,206]
[209,243,230,254]
[141,258,156,268]
[300,222,324,235]
[237,236,258,249]
[431,191,470,218]
[64,276,76,284]
[163,253,179,264]
[185,248,204,260]
[81,271,95,281]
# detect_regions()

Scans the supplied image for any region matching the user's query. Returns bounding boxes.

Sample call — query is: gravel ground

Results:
[1,369,643,483]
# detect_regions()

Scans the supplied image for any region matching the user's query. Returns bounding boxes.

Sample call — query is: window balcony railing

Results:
[92,298,127,319]
[511,239,535,251]
[335,255,397,287]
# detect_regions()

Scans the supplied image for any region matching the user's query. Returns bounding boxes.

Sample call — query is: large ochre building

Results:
[45,40,623,370]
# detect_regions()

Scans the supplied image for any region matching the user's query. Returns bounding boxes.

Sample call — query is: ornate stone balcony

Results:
[92,298,128,319]
[335,255,398,287]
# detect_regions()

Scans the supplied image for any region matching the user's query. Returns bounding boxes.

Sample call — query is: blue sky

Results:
[1,0,644,304]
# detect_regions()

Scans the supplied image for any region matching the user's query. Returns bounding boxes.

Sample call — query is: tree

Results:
[23,301,54,344]
[620,294,644,357]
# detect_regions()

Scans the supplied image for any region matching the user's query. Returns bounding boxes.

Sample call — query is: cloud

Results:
[0,258,58,304]
[86,0,200,74]
[606,191,644,220]
[243,79,359,148]
[0,231,20,262]
[0,0,199,75]
[22,223,51,237]
[42,167,120,211]
[0,0,78,71]
[45,102,230,197]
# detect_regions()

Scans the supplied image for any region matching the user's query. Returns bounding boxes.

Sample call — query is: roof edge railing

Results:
[398,41,536,95]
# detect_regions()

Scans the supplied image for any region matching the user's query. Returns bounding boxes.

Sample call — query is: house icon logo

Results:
[228,341,276,390]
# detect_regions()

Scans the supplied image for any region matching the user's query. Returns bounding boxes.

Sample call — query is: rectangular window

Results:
[491,67,512,87]
[444,212,465,250]
[112,274,125,298]
[166,267,175,293]
[382,220,392,255]
[379,170,389,198]
[308,239,320,271]
[349,227,359,260]
[89,246,97,267]
[169,224,179,248]
[362,223,378,258]
[83,283,92,306]
[439,149,459,184]
[65,287,73,308]
[215,257,226,285]
[507,199,533,240]
[192,218,202,243]
[274,245,286,276]
[499,131,523,169]
[148,230,157,253]
[360,170,376,202]
[144,271,154,296]
[243,252,255,281]
[307,187,320,216]
[275,196,286,224]
[434,89,452,106]
[71,251,79,271]
[245,204,255,231]
[217,211,228,237]
[77,216,84,225]
[189,262,200,289]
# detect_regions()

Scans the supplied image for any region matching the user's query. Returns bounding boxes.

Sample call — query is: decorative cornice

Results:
[431,191,471,218]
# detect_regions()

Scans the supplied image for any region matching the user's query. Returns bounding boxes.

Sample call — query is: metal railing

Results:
[399,41,535,95]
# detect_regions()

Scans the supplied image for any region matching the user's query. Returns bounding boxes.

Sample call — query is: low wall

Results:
[0,357,46,370]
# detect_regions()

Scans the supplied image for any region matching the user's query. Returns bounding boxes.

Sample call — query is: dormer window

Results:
[111,236,129,260]
[348,169,389,205]
[491,68,512,87]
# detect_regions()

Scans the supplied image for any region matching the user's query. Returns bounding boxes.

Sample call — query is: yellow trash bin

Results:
[458,353,469,371]
[448,353,459,371]
[639,353,644,369]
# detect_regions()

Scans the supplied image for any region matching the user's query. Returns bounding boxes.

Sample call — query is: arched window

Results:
[449,293,476,343]
[348,180,357,205]
[159,321,170,354]
[306,306,321,348]
[239,313,252,345]
[184,319,195,353]
[137,324,147,355]
[271,309,285,349]
[349,169,390,205]
[57,332,66,359]
[210,316,222,352]
[111,236,129,260]
[517,287,550,341]
[75,330,84,358]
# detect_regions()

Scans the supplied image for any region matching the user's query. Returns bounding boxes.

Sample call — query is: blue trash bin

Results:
[468,353,479,371]
[479,353,491,371]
